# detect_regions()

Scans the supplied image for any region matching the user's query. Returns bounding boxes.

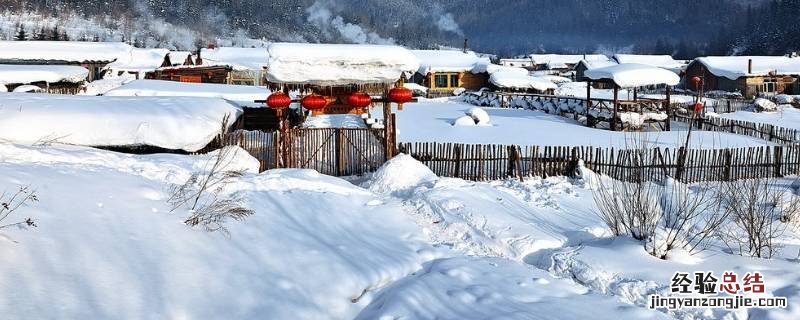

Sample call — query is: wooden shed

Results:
[0,41,132,81]
[685,56,800,98]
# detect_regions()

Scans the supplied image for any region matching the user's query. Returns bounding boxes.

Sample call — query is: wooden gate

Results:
[221,128,387,176]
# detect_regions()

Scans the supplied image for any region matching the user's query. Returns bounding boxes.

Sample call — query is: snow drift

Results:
[0,93,241,151]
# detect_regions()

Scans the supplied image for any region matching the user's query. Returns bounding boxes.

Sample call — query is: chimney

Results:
[195,48,203,65]
[748,59,753,74]
[463,38,468,53]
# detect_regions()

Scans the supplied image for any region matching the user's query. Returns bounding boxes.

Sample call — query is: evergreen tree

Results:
[13,25,27,41]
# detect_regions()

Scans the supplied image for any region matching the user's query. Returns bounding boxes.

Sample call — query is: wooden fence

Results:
[220,128,387,176]
[672,113,800,144]
[399,142,800,183]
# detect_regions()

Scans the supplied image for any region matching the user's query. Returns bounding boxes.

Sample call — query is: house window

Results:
[761,79,778,93]
[180,75,202,83]
[434,74,448,88]
[450,74,460,87]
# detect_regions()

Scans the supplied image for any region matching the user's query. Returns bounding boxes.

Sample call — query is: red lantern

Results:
[690,76,703,90]
[694,102,704,113]
[346,91,372,108]
[388,87,413,104]
[266,92,292,110]
[301,94,328,110]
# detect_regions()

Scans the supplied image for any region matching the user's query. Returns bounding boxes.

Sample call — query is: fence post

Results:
[335,129,345,176]
[774,145,783,177]
[675,146,686,182]
[723,149,732,181]
[453,144,462,178]
[507,145,517,179]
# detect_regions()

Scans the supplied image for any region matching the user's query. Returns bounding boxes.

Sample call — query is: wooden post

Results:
[335,129,345,176]
[612,85,619,131]
[383,88,392,161]
[675,146,686,182]
[391,113,398,157]
[633,87,638,101]
[453,144,462,178]
[665,86,671,131]
[774,145,783,177]
[585,80,592,127]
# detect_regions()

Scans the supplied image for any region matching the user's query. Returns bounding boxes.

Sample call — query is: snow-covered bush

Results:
[466,107,491,125]
[716,178,798,258]
[754,98,778,112]
[775,94,795,104]
[453,115,477,126]
[363,153,437,196]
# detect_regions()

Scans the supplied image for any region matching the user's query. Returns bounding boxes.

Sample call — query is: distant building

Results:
[147,47,268,85]
[410,49,491,98]
[0,64,88,94]
[529,54,609,73]
[574,59,618,83]
[611,54,685,74]
[685,56,800,98]
[498,58,535,70]
[0,41,133,81]
[104,48,170,79]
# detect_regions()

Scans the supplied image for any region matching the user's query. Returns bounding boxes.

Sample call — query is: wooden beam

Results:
[665,86,672,131]
[612,85,618,131]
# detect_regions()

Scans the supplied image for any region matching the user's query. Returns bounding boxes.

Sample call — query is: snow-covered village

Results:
[0,0,799,319]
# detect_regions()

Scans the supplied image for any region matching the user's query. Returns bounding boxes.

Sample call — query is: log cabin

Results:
[103,48,170,80]
[575,59,618,84]
[529,54,609,74]
[410,49,491,98]
[685,56,800,98]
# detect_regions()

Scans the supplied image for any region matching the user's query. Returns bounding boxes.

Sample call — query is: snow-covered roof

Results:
[200,47,269,70]
[612,54,683,71]
[0,92,241,151]
[412,50,491,75]
[0,65,88,84]
[577,59,618,70]
[530,54,609,69]
[489,71,557,91]
[0,41,132,63]
[104,48,169,73]
[584,63,680,88]
[266,43,419,85]
[104,80,270,107]
[167,51,193,66]
[692,56,800,80]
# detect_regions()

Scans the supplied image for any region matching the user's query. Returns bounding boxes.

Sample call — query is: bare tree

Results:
[717,177,796,258]
[0,186,38,230]
[167,114,253,235]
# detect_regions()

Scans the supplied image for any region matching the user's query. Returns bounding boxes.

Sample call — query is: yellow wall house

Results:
[411,49,491,98]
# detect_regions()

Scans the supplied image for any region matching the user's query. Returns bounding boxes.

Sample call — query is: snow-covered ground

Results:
[387,98,771,149]
[720,106,800,130]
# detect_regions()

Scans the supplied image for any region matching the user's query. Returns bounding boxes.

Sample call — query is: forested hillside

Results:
[0,0,796,57]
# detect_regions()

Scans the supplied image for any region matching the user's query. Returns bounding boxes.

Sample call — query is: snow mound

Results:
[364,153,438,196]
[754,98,778,112]
[12,85,43,93]
[0,65,88,84]
[0,93,241,152]
[453,115,476,126]
[0,84,6,92]
[466,107,491,125]
[775,94,795,104]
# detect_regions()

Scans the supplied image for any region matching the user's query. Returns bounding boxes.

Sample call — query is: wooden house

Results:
[200,47,269,86]
[575,59,618,83]
[410,49,491,98]
[0,41,132,81]
[685,57,800,98]
[145,65,233,84]
[499,58,535,70]
[0,64,89,94]
[529,54,609,74]
[487,65,556,94]
[103,48,170,80]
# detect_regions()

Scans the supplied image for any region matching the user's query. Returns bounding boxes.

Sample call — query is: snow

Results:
[721,106,800,130]
[403,82,428,94]
[0,144,443,319]
[0,93,241,151]
[453,115,477,126]
[754,98,779,112]
[364,153,438,196]
[80,74,137,96]
[412,49,490,75]
[693,56,800,80]
[266,43,419,85]
[577,58,619,70]
[612,54,684,71]
[104,80,270,107]
[530,54,610,69]
[11,84,44,93]
[200,47,269,70]
[388,98,770,149]
[584,63,681,88]
[104,48,169,73]
[0,84,6,92]
[0,64,88,84]
[166,51,193,66]
[357,256,668,320]
[466,107,491,125]
[538,74,573,84]
[489,71,558,91]
[302,114,367,129]
[0,41,132,63]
